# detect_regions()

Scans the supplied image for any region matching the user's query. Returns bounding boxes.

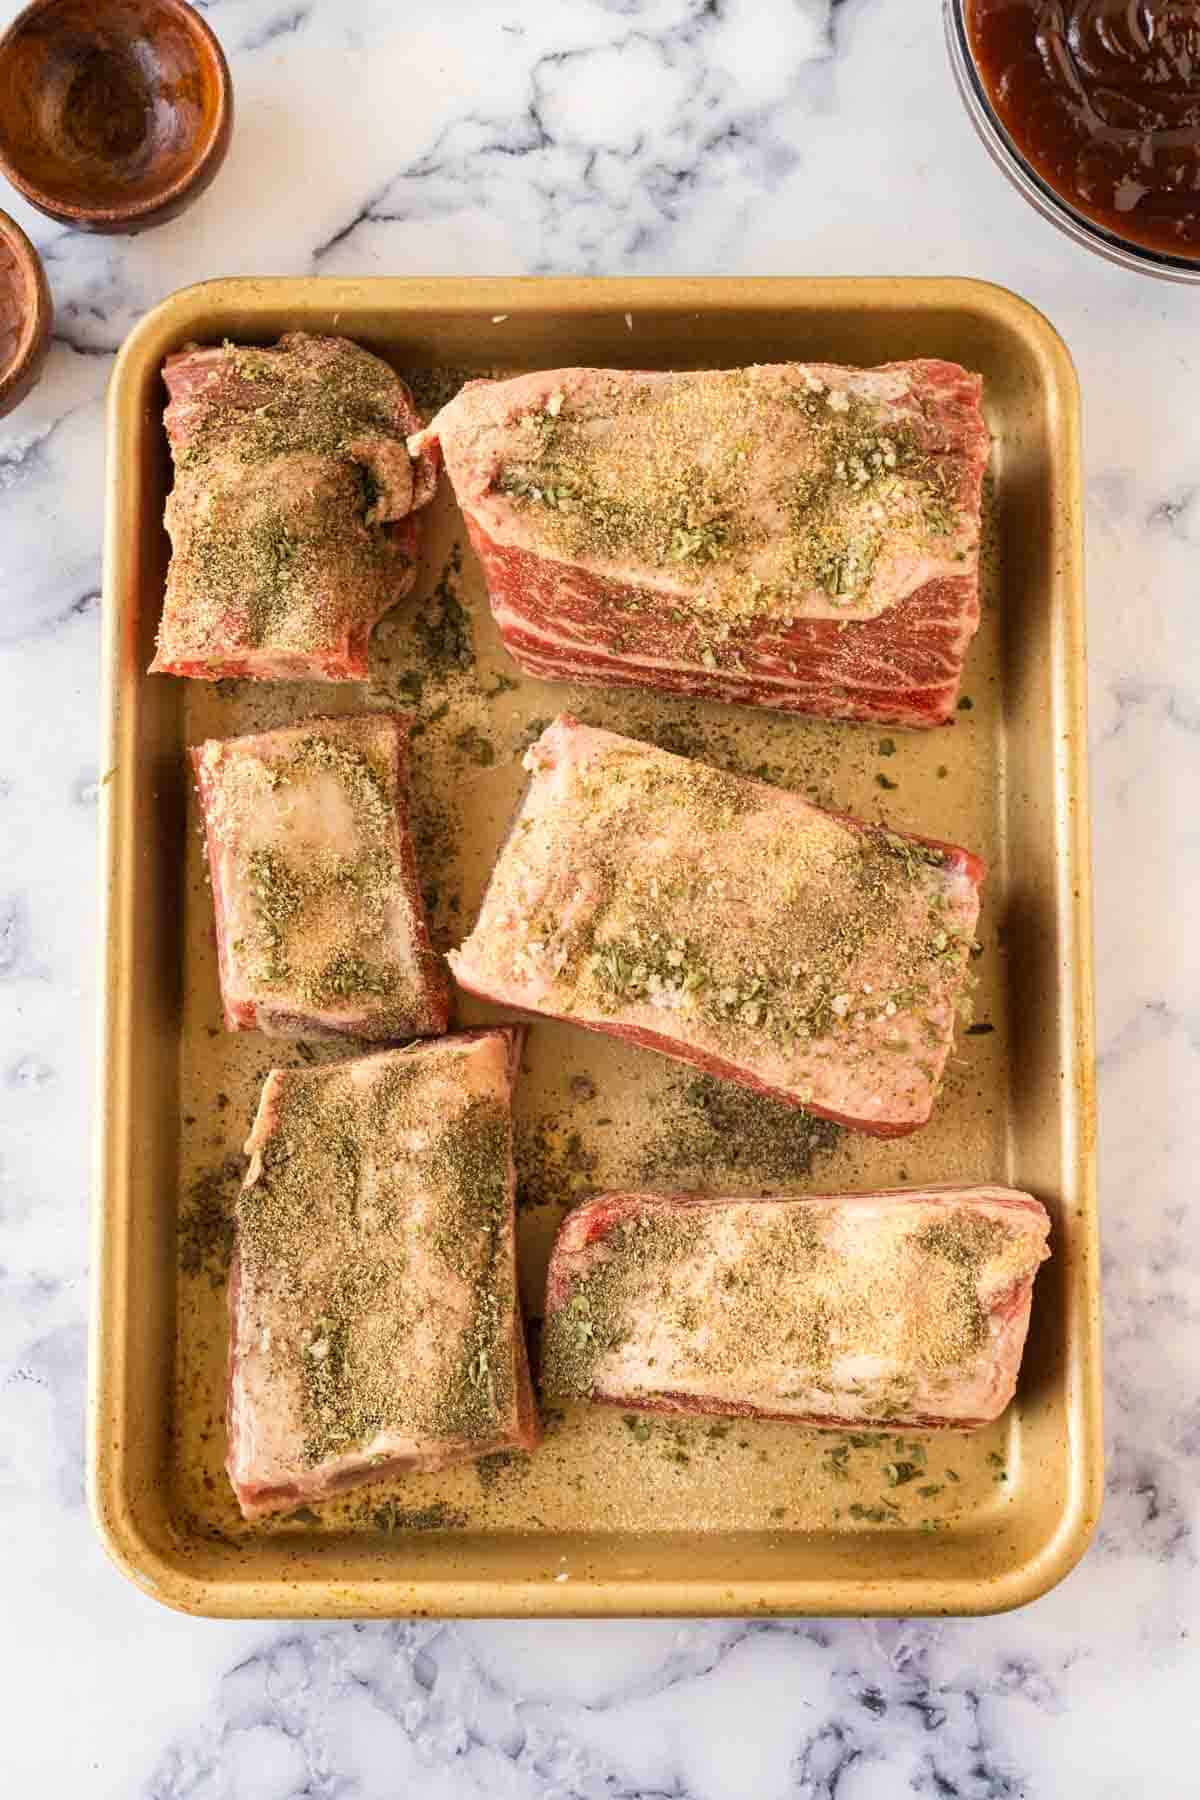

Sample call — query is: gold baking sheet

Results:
[92,277,1100,1617]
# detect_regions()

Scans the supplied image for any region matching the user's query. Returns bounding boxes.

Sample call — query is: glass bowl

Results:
[944,0,1200,285]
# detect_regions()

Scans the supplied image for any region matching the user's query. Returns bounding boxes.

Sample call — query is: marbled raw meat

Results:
[414,359,987,726]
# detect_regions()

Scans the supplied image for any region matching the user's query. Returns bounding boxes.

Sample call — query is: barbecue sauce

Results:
[965,1,1200,260]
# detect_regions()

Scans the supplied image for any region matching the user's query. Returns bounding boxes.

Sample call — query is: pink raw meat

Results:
[228,1030,539,1520]
[449,717,984,1137]
[543,1186,1050,1430]
[153,333,439,681]
[414,359,987,726]
[192,711,448,1041]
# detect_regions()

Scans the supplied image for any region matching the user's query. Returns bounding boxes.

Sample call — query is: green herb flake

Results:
[177,1155,243,1286]
[452,725,496,767]
[849,1503,901,1525]
[413,546,474,676]
[371,1500,467,1533]
[825,1444,852,1480]
[567,1294,596,1347]
[883,1460,922,1487]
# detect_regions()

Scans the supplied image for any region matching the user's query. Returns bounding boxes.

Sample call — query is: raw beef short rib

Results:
[449,716,984,1136]
[414,360,988,726]
[153,333,439,681]
[227,1030,539,1520]
[192,712,448,1040]
[543,1186,1050,1429]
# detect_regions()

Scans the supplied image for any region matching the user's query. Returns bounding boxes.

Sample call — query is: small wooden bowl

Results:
[0,0,232,233]
[0,209,52,417]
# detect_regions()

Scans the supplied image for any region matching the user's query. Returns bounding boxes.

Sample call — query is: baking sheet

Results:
[93,277,1101,1616]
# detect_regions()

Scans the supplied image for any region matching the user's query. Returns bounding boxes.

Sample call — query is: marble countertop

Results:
[2,0,1197,1793]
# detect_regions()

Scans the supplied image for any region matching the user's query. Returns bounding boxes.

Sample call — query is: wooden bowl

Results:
[0,0,232,233]
[0,208,52,417]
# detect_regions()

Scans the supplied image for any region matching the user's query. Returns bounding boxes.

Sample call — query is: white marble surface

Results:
[1,0,1197,1793]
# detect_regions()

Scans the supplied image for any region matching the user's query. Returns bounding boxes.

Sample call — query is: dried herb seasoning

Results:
[475,1449,531,1492]
[453,725,497,767]
[178,1154,243,1284]
[235,1046,518,1471]
[402,365,492,422]
[639,1072,840,1189]
[369,1499,468,1533]
[203,721,427,1023]
[165,337,421,663]
[473,734,977,1114]
[542,1191,1031,1431]
[515,1114,599,1212]
[487,369,969,627]
[413,545,473,677]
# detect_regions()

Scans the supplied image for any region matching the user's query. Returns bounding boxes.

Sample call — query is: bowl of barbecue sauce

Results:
[947,1,1200,280]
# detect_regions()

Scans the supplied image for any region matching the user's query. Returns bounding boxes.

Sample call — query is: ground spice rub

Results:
[152,333,439,681]
[639,1073,841,1187]
[192,713,448,1040]
[449,717,984,1135]
[542,1187,1050,1429]
[490,369,967,611]
[226,1031,539,1520]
